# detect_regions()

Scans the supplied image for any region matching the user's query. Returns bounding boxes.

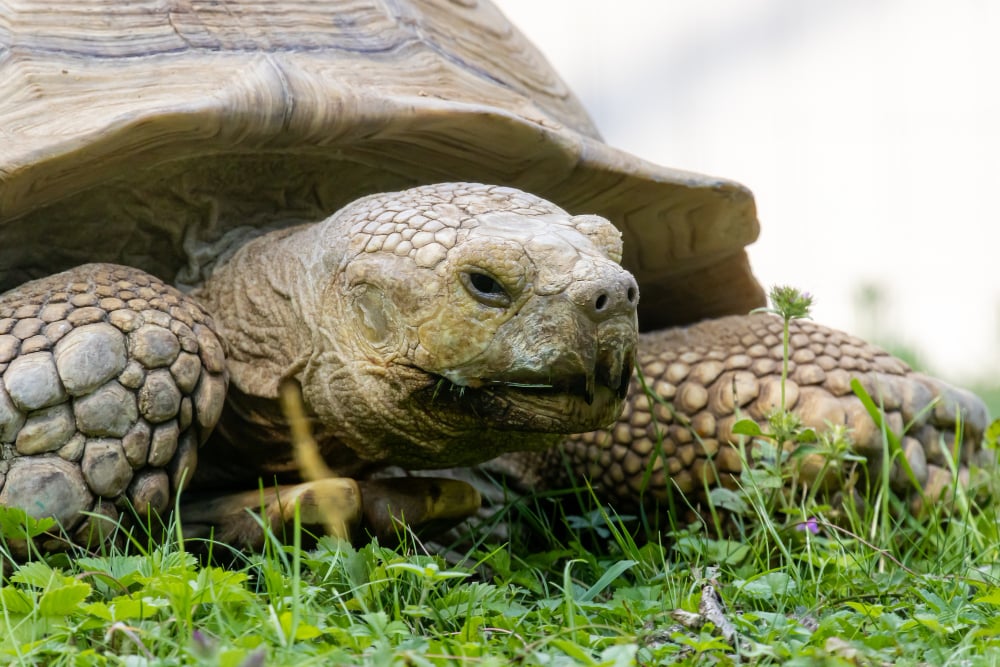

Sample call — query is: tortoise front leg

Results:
[0,263,228,553]
[178,477,482,549]
[551,313,989,519]
[175,378,482,550]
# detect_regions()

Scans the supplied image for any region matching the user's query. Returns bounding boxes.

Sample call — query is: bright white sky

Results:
[494,0,999,386]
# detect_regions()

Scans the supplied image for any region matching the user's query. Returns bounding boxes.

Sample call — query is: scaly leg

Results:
[0,263,228,553]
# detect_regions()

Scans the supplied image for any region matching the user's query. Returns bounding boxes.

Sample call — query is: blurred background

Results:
[495,0,1000,414]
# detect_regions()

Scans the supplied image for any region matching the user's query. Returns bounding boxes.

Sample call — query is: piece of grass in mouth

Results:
[432,376,555,400]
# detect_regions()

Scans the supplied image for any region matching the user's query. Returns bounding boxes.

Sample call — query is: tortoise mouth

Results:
[428,377,625,433]
[472,364,633,406]
[423,350,634,434]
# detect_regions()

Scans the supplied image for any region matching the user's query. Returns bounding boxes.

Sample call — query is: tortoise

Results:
[0,0,989,551]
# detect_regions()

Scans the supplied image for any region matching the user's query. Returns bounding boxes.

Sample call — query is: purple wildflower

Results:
[796,518,820,534]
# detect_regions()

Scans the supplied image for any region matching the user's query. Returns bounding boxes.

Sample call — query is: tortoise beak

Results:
[555,323,635,406]
[598,342,635,402]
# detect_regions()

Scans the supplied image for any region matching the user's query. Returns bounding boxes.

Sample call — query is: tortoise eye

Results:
[461,270,511,308]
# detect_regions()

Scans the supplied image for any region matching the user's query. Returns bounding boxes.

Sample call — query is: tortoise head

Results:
[320,183,638,466]
[204,183,638,469]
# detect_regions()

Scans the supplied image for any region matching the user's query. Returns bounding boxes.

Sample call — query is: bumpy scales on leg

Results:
[0,265,227,552]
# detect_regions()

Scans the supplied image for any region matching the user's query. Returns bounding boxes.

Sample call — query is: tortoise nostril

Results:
[595,294,608,311]
[626,287,637,304]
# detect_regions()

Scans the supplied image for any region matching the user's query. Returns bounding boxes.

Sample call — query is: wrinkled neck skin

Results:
[192,223,340,483]
[195,184,638,482]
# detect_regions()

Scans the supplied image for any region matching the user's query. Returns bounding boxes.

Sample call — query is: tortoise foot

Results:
[358,477,483,544]
[179,478,363,550]
[179,477,481,549]
[0,263,228,552]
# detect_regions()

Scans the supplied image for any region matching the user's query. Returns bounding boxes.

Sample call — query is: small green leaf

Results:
[11,561,62,588]
[38,581,91,616]
[738,572,798,601]
[598,644,639,667]
[85,597,164,621]
[788,444,820,459]
[386,560,468,582]
[986,418,1000,449]
[0,506,55,539]
[794,428,818,443]
[76,554,147,589]
[0,586,36,614]
[278,610,324,640]
[294,623,323,641]
[844,601,884,617]
[742,468,783,489]
[907,613,950,635]
[975,588,1000,606]
[550,638,595,664]
[82,601,113,621]
[675,536,750,565]
[708,487,750,514]
[731,419,763,437]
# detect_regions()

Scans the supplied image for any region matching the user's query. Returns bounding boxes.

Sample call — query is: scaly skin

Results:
[0,184,990,550]
[0,264,227,552]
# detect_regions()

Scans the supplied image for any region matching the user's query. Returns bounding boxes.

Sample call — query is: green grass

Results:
[0,427,998,666]
[0,454,998,666]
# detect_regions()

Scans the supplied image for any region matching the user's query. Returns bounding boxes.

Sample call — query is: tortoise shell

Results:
[0,0,763,330]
